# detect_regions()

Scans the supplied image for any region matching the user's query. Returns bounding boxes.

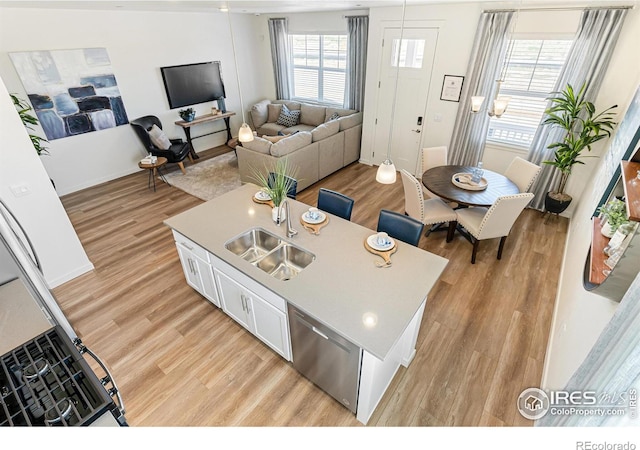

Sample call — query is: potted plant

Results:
[542,83,617,214]
[10,93,48,155]
[251,158,298,223]
[597,198,629,238]
[179,107,196,122]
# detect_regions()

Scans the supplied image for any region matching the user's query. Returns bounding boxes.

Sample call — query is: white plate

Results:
[302,211,326,224]
[254,190,271,201]
[451,173,488,191]
[367,234,395,252]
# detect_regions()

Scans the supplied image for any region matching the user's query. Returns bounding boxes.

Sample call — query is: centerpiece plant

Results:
[542,83,617,213]
[251,158,298,208]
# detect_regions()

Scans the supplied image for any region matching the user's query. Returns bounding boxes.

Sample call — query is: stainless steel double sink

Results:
[225,228,315,281]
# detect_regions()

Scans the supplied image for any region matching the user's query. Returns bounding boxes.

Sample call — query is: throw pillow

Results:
[326,112,341,122]
[147,124,171,150]
[262,134,288,143]
[267,104,283,123]
[277,104,301,128]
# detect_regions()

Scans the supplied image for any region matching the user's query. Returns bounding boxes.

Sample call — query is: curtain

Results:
[268,18,292,100]
[345,15,369,111]
[449,11,513,166]
[526,8,628,211]
[537,272,640,426]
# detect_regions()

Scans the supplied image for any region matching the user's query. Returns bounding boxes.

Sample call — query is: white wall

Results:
[542,7,640,390]
[0,76,93,287]
[0,8,262,196]
[361,2,481,167]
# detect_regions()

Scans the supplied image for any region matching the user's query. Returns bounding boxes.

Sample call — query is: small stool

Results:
[138,156,168,192]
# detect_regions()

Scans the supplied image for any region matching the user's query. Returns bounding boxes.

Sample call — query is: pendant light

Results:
[376,0,407,185]
[470,5,520,118]
[225,8,254,143]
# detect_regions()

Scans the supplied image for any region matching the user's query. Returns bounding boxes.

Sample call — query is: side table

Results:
[138,156,168,192]
[175,111,236,160]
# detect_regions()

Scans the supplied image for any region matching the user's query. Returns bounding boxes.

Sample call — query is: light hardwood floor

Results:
[54,146,568,426]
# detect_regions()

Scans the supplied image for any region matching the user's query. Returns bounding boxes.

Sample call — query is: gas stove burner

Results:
[44,398,73,425]
[22,358,49,381]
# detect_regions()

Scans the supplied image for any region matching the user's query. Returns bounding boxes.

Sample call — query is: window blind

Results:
[487,39,573,148]
[290,34,347,105]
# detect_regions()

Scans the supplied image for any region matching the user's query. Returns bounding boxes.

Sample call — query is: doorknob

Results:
[412,129,421,133]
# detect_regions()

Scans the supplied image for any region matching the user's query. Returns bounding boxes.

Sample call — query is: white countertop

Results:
[164,184,448,360]
[0,278,53,355]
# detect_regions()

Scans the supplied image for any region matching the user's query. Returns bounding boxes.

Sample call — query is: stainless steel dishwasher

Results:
[287,304,362,413]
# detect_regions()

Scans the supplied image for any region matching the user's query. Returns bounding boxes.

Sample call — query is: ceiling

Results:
[0,0,633,15]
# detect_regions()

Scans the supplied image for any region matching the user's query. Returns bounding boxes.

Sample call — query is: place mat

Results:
[451,173,488,191]
[252,196,275,208]
[300,215,329,235]
[364,239,397,265]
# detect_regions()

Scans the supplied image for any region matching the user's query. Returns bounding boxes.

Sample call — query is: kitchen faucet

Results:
[278,199,298,238]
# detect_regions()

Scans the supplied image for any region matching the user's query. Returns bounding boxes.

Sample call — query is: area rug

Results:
[163,151,243,201]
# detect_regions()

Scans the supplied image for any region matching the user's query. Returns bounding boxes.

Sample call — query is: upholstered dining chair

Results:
[418,146,448,198]
[504,157,541,193]
[400,169,457,241]
[377,209,424,247]
[130,115,192,174]
[268,172,297,199]
[317,188,355,221]
[454,192,534,264]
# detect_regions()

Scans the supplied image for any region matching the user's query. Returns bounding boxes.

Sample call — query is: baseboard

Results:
[46,262,94,288]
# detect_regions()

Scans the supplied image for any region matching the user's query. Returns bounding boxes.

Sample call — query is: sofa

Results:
[236,99,363,192]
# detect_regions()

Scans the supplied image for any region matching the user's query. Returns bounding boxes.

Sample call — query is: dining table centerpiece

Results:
[251,158,298,224]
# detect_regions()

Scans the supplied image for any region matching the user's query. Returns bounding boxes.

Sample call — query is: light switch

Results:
[10,184,32,197]
[434,113,443,122]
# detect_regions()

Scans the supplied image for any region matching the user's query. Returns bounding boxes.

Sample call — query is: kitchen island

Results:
[164,183,447,424]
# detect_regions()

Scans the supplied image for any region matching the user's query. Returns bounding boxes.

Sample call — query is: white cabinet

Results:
[171,230,291,361]
[173,231,220,308]
[215,268,291,361]
[214,268,253,331]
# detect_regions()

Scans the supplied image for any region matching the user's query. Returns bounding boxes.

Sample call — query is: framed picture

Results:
[440,75,464,102]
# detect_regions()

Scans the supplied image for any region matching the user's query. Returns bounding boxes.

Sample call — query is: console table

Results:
[175,111,235,159]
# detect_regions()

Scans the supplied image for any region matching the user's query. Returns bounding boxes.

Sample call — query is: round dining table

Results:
[421,165,520,207]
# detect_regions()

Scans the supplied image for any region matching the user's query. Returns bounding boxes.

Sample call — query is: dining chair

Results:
[377,209,424,247]
[455,192,534,264]
[268,172,297,199]
[504,157,541,193]
[317,188,355,221]
[400,169,457,241]
[418,146,448,199]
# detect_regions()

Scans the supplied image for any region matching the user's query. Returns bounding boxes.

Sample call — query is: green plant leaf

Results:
[542,82,618,194]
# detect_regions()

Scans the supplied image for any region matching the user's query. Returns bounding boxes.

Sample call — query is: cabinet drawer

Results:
[172,230,209,262]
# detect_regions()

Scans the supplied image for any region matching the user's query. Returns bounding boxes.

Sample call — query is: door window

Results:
[391,38,426,69]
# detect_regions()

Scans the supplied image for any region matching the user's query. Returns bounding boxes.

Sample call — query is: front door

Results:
[373,27,438,174]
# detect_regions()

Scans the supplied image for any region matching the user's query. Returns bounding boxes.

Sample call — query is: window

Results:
[290,34,347,105]
[390,38,426,69]
[487,38,573,149]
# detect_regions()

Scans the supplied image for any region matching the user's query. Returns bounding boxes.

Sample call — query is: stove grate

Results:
[0,326,113,426]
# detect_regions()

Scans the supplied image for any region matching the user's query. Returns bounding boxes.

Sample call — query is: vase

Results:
[180,112,195,122]
[601,221,615,238]
[544,192,572,214]
[272,206,285,224]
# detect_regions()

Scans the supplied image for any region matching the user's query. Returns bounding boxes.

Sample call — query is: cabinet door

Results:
[176,245,203,292]
[214,269,253,331]
[193,256,220,307]
[250,296,291,361]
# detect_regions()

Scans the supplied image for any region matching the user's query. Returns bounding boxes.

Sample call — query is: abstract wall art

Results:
[10,48,129,140]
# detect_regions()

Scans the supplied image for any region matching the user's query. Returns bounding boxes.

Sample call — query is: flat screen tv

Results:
[160,61,226,110]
